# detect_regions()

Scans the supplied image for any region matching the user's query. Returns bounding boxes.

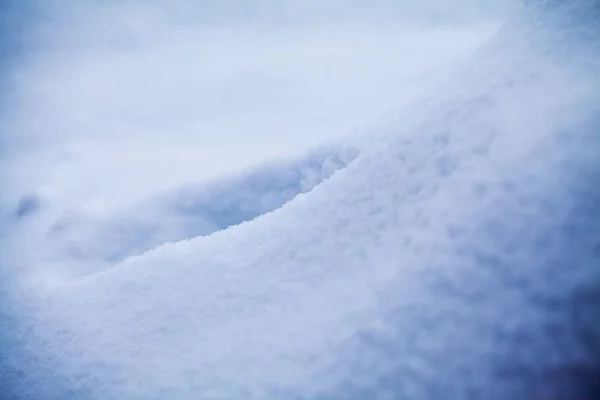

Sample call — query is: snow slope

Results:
[3,145,358,285]
[0,0,506,291]
[4,1,600,399]
[2,1,504,213]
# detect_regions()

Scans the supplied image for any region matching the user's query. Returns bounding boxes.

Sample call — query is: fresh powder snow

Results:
[1,1,599,400]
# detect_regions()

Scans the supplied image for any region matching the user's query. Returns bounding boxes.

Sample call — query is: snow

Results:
[2,13,497,213]
[1,1,507,290]
[6,145,360,285]
[3,1,600,400]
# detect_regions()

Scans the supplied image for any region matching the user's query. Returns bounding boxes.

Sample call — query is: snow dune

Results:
[13,145,359,282]
[1,1,508,288]
[3,1,600,400]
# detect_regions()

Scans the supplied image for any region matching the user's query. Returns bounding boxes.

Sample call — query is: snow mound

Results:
[21,145,358,281]
[7,2,600,400]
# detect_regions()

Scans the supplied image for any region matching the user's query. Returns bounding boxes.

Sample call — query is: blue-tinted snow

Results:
[3,1,600,400]
[1,1,505,289]
[14,145,359,282]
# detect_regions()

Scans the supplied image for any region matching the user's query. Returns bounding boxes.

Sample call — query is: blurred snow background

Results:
[1,0,520,286]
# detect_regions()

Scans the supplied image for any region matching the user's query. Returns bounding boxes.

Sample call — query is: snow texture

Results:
[3,1,600,400]
[5,145,358,282]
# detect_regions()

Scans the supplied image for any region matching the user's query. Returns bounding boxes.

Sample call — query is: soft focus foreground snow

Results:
[2,1,600,400]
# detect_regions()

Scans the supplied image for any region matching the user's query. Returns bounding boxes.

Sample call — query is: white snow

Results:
[0,1,513,290]
[2,1,600,400]
[1,0,519,292]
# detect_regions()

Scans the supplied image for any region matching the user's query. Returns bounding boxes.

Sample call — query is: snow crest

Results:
[4,2,600,400]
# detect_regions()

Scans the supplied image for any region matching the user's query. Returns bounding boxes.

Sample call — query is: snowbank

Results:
[4,1,600,399]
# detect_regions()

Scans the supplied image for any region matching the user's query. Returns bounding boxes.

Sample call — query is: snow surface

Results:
[1,5,500,213]
[2,1,600,400]
[4,145,360,285]
[0,0,510,291]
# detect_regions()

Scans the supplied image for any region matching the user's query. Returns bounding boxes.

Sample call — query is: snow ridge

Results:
[5,1,600,399]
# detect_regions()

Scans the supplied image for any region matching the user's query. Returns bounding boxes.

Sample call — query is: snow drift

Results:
[3,1,600,399]
[3,145,358,283]
[1,0,504,287]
